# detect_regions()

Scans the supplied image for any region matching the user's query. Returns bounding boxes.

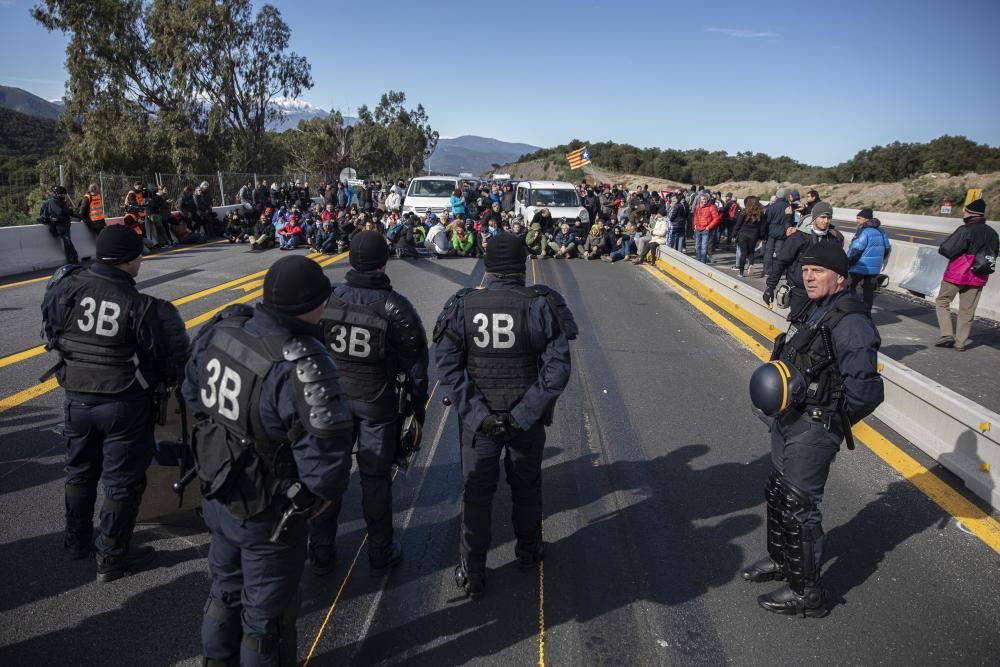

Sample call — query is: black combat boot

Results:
[308,542,336,577]
[516,542,546,571]
[757,583,827,618]
[454,559,485,600]
[369,541,402,576]
[96,544,156,583]
[741,556,785,582]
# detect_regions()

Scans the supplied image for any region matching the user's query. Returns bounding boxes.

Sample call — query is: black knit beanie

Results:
[484,232,527,275]
[856,207,874,220]
[96,224,144,265]
[964,198,986,217]
[263,255,331,314]
[800,243,849,277]
[349,231,390,271]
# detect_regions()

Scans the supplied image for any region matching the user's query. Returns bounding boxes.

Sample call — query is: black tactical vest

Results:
[321,293,391,401]
[463,287,539,412]
[57,270,150,394]
[773,297,869,417]
[193,318,297,519]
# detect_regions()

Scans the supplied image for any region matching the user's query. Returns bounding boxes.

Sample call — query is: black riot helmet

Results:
[749,360,807,417]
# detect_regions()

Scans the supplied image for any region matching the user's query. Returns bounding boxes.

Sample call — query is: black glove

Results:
[479,414,508,440]
[762,286,774,306]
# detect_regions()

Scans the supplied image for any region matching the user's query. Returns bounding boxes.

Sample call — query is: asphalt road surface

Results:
[1,244,998,666]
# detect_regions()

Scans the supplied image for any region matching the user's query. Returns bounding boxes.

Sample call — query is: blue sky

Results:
[2,0,999,166]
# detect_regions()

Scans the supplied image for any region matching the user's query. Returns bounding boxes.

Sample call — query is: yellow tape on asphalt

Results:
[643,261,1000,555]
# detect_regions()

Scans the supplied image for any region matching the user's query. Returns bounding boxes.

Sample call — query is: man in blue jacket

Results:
[847,208,891,312]
[763,188,792,276]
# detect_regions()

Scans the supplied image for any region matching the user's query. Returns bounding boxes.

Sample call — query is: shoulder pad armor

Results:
[282,335,328,362]
[46,263,83,290]
[531,285,578,340]
[433,288,475,343]
[284,336,352,438]
[294,352,341,383]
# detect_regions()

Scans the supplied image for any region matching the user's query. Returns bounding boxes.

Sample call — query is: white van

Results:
[514,180,588,225]
[402,176,461,217]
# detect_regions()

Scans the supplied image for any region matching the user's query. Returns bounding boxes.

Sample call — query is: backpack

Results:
[386,221,405,242]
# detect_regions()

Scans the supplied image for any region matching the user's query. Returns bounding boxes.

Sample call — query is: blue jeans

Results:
[279,235,298,249]
[609,245,630,262]
[668,230,685,252]
[60,230,79,264]
[694,230,711,263]
[734,245,742,269]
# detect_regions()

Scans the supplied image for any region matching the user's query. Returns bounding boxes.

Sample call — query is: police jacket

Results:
[321,270,429,414]
[181,304,354,516]
[775,289,884,429]
[41,263,189,400]
[433,275,574,432]
[766,225,845,291]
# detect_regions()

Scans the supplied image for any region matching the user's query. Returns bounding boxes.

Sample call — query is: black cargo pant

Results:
[461,421,545,576]
[770,416,842,568]
[309,391,399,564]
[62,395,155,558]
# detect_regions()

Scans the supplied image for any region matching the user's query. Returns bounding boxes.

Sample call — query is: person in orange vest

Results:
[123,182,150,242]
[76,184,106,234]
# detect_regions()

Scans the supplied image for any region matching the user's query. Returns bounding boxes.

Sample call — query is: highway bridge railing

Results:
[653,244,1000,511]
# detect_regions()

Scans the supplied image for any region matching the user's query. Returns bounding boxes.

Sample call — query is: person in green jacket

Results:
[452,223,476,257]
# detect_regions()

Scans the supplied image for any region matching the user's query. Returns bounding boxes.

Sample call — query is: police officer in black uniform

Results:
[743,243,884,617]
[183,255,355,666]
[433,232,576,599]
[308,231,429,574]
[41,224,188,581]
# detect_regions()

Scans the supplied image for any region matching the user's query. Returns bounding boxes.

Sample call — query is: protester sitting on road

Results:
[603,224,630,263]
[277,216,302,250]
[583,218,609,260]
[525,218,547,258]
[223,211,247,243]
[732,196,767,276]
[847,208,891,312]
[312,219,338,254]
[934,198,998,351]
[548,221,579,259]
[451,222,476,257]
[426,217,450,258]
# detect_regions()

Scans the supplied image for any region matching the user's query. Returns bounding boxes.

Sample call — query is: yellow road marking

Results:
[0,256,323,371]
[303,380,442,666]
[653,257,783,340]
[643,261,1000,555]
[538,528,546,667]
[0,252,346,414]
[0,275,49,289]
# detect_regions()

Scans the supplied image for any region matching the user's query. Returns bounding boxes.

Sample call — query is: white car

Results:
[402,176,461,217]
[514,180,589,225]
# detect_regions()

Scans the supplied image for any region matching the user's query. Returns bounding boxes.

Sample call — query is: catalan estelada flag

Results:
[566,146,591,170]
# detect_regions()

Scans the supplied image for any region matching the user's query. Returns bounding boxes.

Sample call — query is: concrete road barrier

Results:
[655,244,1000,510]
[0,199,323,279]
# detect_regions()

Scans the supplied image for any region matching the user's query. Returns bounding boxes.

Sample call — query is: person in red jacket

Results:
[278,216,303,250]
[692,192,721,263]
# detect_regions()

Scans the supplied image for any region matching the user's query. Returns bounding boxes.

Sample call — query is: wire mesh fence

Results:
[0,166,331,226]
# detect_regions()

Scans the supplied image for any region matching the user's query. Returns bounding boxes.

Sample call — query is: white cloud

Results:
[705,27,779,39]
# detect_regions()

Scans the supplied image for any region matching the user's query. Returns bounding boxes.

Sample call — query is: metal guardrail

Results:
[654,245,1000,510]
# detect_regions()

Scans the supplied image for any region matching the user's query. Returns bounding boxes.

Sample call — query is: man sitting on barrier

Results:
[743,243,884,618]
